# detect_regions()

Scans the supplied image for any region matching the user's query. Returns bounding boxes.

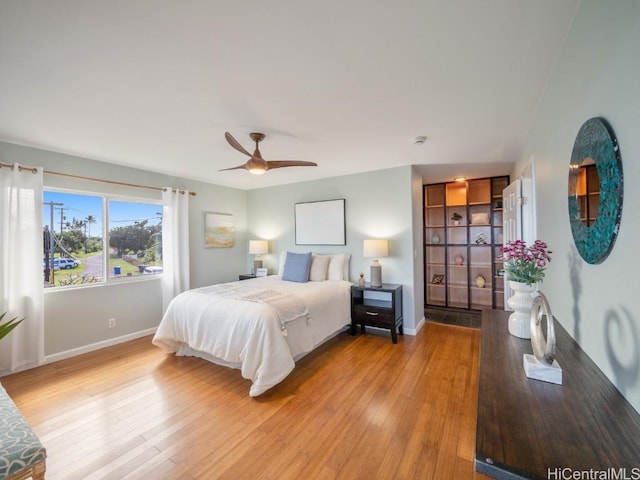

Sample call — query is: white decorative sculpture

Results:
[523,292,563,385]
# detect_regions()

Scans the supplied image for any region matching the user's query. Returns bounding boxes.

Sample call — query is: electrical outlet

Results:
[108,318,116,328]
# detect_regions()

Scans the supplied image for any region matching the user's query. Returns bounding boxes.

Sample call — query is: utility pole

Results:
[44,201,63,284]
[83,221,88,254]
[55,206,69,234]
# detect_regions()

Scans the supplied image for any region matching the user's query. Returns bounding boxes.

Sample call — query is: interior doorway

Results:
[502,157,538,309]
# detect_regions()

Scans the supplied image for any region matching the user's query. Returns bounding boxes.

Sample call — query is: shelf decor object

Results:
[524,291,562,384]
[249,239,269,274]
[568,117,623,264]
[363,239,388,288]
[475,232,487,244]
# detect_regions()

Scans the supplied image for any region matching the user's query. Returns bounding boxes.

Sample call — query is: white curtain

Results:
[161,188,190,312]
[0,164,44,374]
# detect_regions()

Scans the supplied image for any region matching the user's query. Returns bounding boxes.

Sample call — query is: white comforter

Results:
[152,276,351,396]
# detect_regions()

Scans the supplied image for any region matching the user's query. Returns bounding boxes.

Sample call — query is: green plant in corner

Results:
[451,212,463,221]
[0,312,24,341]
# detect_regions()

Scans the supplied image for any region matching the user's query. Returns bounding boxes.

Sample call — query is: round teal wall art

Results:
[568,117,623,264]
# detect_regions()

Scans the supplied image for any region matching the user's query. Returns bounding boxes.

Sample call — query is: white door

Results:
[502,179,522,309]
[520,158,537,246]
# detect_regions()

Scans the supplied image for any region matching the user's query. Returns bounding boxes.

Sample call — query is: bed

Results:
[152,253,351,396]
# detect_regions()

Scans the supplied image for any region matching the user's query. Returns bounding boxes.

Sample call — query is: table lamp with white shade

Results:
[363,239,389,287]
[249,240,269,274]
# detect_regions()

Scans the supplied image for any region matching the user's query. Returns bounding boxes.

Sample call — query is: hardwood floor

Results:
[1,323,491,479]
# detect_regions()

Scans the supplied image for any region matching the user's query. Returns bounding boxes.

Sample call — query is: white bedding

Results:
[152,275,351,396]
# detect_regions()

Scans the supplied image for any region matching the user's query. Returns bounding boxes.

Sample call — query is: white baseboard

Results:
[403,316,425,336]
[45,328,157,364]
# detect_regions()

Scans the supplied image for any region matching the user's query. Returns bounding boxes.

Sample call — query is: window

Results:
[43,190,163,288]
[107,199,163,280]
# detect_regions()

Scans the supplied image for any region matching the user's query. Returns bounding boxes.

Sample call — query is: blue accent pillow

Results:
[282,252,312,283]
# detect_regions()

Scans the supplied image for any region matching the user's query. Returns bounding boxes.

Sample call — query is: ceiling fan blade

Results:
[218,163,249,172]
[266,161,318,169]
[225,132,252,157]
[221,132,319,174]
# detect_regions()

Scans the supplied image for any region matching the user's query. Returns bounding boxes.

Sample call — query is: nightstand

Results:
[351,283,403,343]
[238,274,256,281]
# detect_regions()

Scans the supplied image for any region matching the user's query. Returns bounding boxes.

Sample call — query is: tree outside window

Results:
[43,191,163,288]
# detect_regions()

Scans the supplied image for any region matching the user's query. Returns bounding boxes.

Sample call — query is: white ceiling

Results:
[0,1,579,190]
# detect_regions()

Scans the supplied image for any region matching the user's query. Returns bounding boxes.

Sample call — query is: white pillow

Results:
[328,254,349,280]
[309,254,331,281]
[342,253,351,279]
[278,251,287,276]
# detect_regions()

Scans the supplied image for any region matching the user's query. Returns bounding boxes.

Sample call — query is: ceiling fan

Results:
[220,131,318,175]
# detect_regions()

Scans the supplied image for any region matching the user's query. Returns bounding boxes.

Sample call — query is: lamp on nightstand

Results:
[363,239,389,288]
[249,240,269,274]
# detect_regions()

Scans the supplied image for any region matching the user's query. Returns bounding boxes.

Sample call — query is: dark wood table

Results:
[476,309,640,480]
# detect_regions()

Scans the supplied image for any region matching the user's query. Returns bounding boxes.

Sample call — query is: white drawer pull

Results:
[365,311,379,316]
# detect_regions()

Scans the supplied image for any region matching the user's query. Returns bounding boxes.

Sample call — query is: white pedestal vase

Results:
[507,281,537,338]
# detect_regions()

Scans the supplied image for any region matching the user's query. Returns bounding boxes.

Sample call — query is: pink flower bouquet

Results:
[500,240,552,285]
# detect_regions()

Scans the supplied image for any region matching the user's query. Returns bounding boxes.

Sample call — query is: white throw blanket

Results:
[193,283,309,335]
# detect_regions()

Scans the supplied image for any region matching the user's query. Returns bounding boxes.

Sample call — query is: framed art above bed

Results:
[294,199,346,245]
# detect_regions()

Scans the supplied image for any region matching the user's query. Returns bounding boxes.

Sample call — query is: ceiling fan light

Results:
[249,166,266,175]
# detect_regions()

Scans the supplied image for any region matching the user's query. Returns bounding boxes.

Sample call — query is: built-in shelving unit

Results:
[424,176,509,310]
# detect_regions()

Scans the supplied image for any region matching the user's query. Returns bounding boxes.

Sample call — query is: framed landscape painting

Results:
[205,212,234,248]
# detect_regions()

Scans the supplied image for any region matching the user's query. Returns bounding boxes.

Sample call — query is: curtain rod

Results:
[0,161,196,196]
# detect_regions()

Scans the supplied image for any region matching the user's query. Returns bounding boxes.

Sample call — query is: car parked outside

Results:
[54,258,80,269]
[142,266,163,275]
[43,259,60,271]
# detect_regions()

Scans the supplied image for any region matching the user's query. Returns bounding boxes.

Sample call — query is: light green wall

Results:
[247,166,423,332]
[0,140,423,358]
[516,0,640,412]
[0,141,247,356]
